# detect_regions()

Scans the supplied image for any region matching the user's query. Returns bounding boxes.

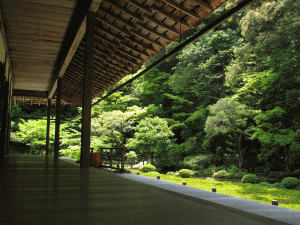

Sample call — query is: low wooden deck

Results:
[0,155,290,224]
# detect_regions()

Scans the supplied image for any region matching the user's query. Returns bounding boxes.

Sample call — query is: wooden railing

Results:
[90,147,126,172]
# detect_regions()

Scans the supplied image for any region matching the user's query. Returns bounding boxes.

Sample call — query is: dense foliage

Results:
[12,0,300,175]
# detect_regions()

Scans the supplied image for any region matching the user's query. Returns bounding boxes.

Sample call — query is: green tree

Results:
[248,107,300,172]
[170,29,241,106]
[127,117,174,165]
[16,119,56,155]
[125,151,137,168]
[204,98,258,172]
[91,107,146,148]
[226,0,300,89]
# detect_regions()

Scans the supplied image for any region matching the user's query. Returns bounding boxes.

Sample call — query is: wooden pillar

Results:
[5,114,11,155]
[109,149,113,168]
[1,80,9,158]
[54,78,62,161]
[81,10,95,169]
[46,99,51,156]
[100,148,103,167]
[121,147,126,172]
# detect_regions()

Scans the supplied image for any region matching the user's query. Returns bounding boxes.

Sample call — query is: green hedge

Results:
[282,177,300,189]
[138,164,156,172]
[213,170,229,178]
[178,169,194,178]
[241,174,258,184]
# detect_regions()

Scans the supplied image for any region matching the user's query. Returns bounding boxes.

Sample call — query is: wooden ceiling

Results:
[1,0,229,106]
[1,0,76,92]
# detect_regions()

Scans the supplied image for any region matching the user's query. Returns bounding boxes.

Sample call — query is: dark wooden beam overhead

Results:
[13,89,48,98]
[46,99,51,156]
[54,77,62,162]
[142,13,180,34]
[95,16,132,37]
[191,0,214,11]
[135,21,171,41]
[129,28,163,47]
[151,4,190,27]
[48,0,103,99]
[81,10,95,169]
[123,0,152,14]
[159,0,202,19]
[108,1,144,22]
[3,0,233,106]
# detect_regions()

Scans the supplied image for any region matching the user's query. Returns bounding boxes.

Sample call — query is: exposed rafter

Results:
[5,0,234,106]
[151,5,190,27]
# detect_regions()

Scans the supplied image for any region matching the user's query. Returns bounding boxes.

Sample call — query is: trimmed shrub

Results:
[228,165,239,174]
[257,182,272,187]
[147,171,160,175]
[166,172,174,176]
[178,169,195,178]
[271,182,287,189]
[241,174,258,184]
[282,177,300,189]
[213,170,229,178]
[138,164,156,172]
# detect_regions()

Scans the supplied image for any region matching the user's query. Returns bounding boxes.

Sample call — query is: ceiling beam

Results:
[143,13,180,35]
[0,8,13,84]
[70,0,256,120]
[48,0,103,99]
[13,89,48,98]
[151,5,189,27]
[190,0,214,11]
[108,1,144,22]
[158,0,201,20]
[123,0,152,14]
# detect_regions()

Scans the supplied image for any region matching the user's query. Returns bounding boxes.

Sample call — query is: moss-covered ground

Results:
[126,168,300,211]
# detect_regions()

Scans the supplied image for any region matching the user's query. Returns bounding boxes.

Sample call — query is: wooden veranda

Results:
[0,0,254,166]
[2,155,292,225]
[3,1,292,224]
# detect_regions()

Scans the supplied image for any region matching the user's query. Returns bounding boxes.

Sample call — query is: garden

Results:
[125,163,300,211]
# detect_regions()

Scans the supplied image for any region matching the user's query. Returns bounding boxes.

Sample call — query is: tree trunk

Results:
[29,144,34,155]
[239,151,243,174]
[131,160,133,168]
[284,147,290,172]
[150,152,154,165]
[238,131,243,173]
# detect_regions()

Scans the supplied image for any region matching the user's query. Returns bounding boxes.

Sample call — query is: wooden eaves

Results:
[47,0,230,106]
